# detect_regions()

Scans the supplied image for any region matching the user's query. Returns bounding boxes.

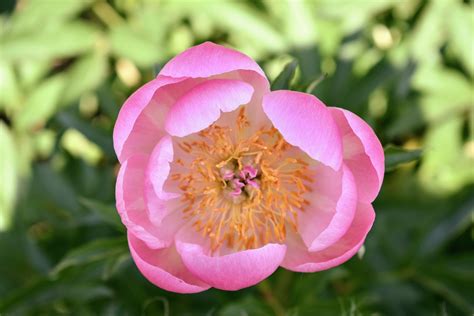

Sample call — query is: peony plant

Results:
[113,42,384,293]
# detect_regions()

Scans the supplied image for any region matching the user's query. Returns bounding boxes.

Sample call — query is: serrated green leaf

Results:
[384,145,423,171]
[271,59,298,90]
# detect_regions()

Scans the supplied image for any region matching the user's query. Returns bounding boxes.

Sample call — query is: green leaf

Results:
[196,2,286,53]
[0,123,18,231]
[447,4,474,76]
[51,237,127,277]
[218,296,273,316]
[413,272,473,314]
[6,0,94,35]
[1,22,99,61]
[419,196,474,257]
[60,52,108,106]
[0,60,21,113]
[14,75,65,131]
[110,24,162,67]
[306,73,327,94]
[55,111,114,157]
[79,198,124,232]
[271,59,298,90]
[418,117,474,194]
[384,145,422,172]
[0,276,113,314]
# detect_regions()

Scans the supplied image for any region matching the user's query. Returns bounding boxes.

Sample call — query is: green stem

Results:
[257,280,286,316]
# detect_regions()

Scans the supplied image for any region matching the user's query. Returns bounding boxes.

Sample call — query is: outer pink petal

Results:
[165,79,254,137]
[299,164,358,252]
[262,91,342,170]
[159,41,267,79]
[144,136,180,227]
[282,203,375,272]
[330,108,385,202]
[116,154,179,249]
[176,240,286,291]
[128,232,210,293]
[113,76,183,163]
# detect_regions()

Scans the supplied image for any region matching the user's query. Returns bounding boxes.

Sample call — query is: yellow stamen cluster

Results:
[171,108,312,253]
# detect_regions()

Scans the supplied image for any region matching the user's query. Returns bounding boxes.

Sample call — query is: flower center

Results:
[171,108,312,253]
[221,163,260,199]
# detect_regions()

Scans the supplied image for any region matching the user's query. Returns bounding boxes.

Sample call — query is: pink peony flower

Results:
[113,42,384,293]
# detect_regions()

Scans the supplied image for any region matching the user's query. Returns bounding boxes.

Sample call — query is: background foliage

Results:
[0,0,473,315]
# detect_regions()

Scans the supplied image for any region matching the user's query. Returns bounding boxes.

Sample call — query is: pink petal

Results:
[113,76,183,162]
[159,41,267,79]
[144,136,181,226]
[298,164,358,252]
[128,232,210,293]
[282,202,375,272]
[330,108,385,202]
[116,154,180,249]
[262,91,342,170]
[165,79,254,137]
[175,239,286,290]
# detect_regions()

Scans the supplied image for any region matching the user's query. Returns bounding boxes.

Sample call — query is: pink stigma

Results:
[222,165,260,197]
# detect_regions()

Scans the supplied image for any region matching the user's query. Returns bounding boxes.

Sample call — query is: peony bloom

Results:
[113,42,384,293]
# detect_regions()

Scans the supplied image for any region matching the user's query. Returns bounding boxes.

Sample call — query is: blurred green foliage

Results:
[0,0,473,315]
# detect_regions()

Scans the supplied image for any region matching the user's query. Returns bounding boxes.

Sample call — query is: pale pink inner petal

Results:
[118,70,269,162]
[297,163,358,252]
[282,202,375,272]
[175,228,286,290]
[128,231,210,293]
[144,136,183,227]
[262,91,343,170]
[165,79,254,137]
[116,154,181,249]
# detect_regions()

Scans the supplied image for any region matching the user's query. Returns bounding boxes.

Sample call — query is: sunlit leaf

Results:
[61,52,108,106]
[55,111,114,157]
[419,117,474,194]
[195,2,286,53]
[1,22,99,61]
[7,0,94,35]
[447,3,474,76]
[0,60,21,113]
[110,24,162,67]
[0,123,18,231]
[14,75,65,131]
